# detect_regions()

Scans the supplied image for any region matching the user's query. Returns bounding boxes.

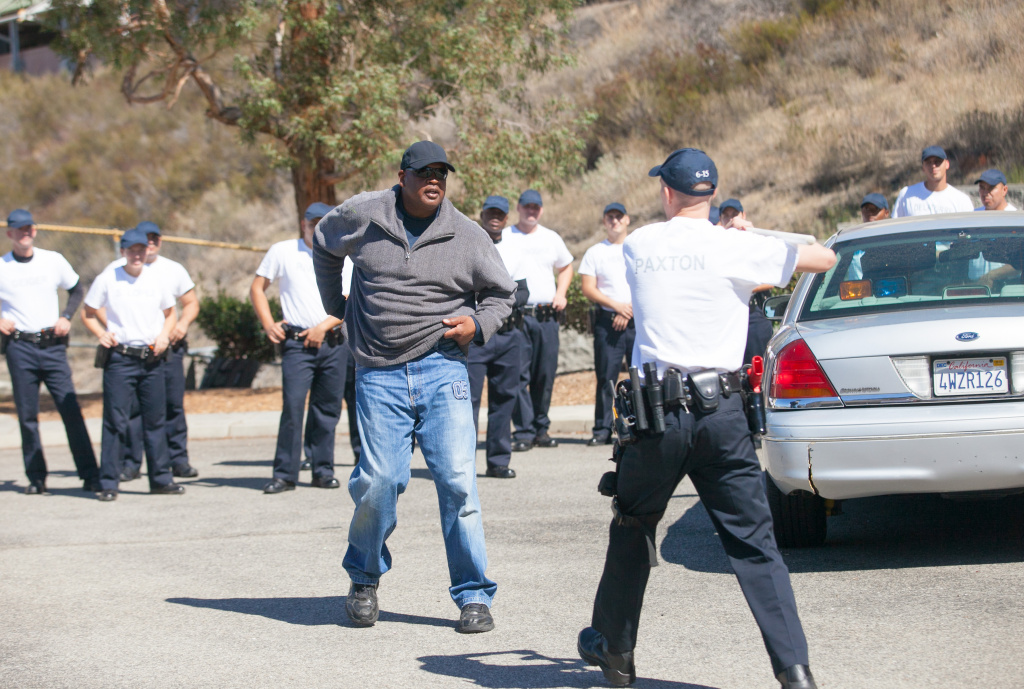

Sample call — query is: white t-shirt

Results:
[106,255,196,299]
[974,202,1018,211]
[0,249,80,333]
[494,237,528,281]
[579,240,632,311]
[256,238,329,329]
[892,182,974,217]
[624,218,797,376]
[501,224,573,304]
[84,266,176,345]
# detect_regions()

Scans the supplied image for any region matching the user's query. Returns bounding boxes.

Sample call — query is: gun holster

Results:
[94,345,112,369]
[687,370,721,413]
[0,333,8,356]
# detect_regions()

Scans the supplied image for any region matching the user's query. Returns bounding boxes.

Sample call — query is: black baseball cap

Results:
[482,195,509,214]
[7,209,33,228]
[975,169,1007,186]
[400,141,455,172]
[603,202,627,215]
[860,193,889,211]
[648,148,718,196]
[304,202,334,221]
[720,198,743,213]
[921,145,948,162]
[119,227,149,249]
[518,189,543,207]
[136,221,161,236]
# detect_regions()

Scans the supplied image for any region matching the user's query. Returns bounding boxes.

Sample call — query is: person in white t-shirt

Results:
[974,169,1017,211]
[106,221,201,483]
[467,195,530,478]
[251,202,346,494]
[577,148,836,689]
[579,202,634,447]
[892,146,974,217]
[502,189,573,450]
[0,209,100,495]
[82,227,181,502]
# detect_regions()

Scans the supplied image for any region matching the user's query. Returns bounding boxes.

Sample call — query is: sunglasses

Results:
[409,166,448,181]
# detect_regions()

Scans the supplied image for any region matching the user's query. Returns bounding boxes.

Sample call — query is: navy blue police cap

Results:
[648,148,718,196]
[719,198,743,213]
[518,189,543,207]
[119,227,150,249]
[603,202,627,216]
[974,169,1007,186]
[7,209,34,228]
[860,193,889,211]
[304,202,334,221]
[136,221,161,236]
[921,145,948,162]
[708,205,721,225]
[482,195,509,214]
[400,141,455,172]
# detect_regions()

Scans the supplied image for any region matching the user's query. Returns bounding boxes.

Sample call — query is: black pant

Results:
[99,352,172,491]
[744,309,774,366]
[592,310,635,440]
[124,344,189,473]
[5,340,98,483]
[512,315,559,442]
[591,394,808,675]
[273,338,345,482]
[468,328,523,468]
[343,344,360,461]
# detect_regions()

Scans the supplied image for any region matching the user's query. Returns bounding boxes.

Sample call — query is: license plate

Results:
[933,357,1008,396]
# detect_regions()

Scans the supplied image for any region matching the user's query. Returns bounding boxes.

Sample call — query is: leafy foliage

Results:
[563,272,591,335]
[196,292,282,362]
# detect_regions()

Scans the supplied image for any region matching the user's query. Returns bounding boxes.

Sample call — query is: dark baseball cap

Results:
[518,189,543,207]
[648,148,717,196]
[860,193,889,211]
[7,209,33,228]
[720,198,743,213]
[400,141,455,172]
[119,227,149,249]
[921,145,948,162]
[482,195,509,214]
[975,169,1007,186]
[136,220,161,236]
[304,202,334,221]
[708,205,720,225]
[603,202,627,216]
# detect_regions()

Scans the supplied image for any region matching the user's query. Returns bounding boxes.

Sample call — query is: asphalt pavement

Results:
[1,433,1023,689]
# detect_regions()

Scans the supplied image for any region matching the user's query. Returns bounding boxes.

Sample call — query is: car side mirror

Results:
[763,294,791,322]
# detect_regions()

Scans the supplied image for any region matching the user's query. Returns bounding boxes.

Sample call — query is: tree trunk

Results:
[290,148,338,231]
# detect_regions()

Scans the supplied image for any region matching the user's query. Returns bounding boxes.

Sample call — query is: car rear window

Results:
[799,226,1024,321]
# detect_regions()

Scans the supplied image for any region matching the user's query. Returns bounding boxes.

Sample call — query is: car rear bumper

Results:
[763,402,1024,499]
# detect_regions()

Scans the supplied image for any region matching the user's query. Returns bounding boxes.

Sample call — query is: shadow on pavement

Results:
[661,492,1024,574]
[215,460,273,467]
[166,595,452,628]
[411,467,434,481]
[417,650,718,688]
[188,477,275,491]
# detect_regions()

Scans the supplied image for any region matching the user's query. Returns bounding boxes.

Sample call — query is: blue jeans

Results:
[343,338,496,608]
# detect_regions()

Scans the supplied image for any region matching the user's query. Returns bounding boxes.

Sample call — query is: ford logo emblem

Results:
[956,332,979,342]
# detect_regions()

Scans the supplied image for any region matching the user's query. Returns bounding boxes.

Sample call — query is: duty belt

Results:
[496,308,525,334]
[113,343,167,362]
[522,304,565,324]
[283,324,344,346]
[9,328,68,348]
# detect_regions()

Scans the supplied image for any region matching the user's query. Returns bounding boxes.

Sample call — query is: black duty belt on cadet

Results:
[112,343,167,362]
[170,338,189,353]
[522,304,565,324]
[496,308,525,334]
[283,324,344,346]
[9,328,69,348]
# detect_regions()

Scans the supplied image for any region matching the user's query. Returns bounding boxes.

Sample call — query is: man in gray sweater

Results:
[313,141,516,633]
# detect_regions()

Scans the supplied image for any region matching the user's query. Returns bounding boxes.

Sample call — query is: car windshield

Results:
[800,226,1024,321]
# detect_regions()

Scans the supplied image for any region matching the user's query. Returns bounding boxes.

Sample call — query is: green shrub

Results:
[563,272,592,334]
[729,16,803,68]
[196,292,282,362]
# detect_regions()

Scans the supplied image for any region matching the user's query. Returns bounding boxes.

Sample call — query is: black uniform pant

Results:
[468,328,523,469]
[592,310,635,440]
[99,352,172,491]
[591,394,808,676]
[343,344,361,461]
[124,343,189,473]
[5,340,98,483]
[273,338,345,483]
[744,309,774,366]
[512,315,559,442]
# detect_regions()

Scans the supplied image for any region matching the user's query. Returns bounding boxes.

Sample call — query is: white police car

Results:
[761,212,1024,546]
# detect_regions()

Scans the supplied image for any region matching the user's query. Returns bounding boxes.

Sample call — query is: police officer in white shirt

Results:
[892,146,974,217]
[975,169,1017,211]
[579,202,634,447]
[577,148,836,689]
[1,209,99,494]
[468,196,530,478]
[110,222,200,482]
[251,202,346,494]
[503,189,573,450]
[82,227,182,502]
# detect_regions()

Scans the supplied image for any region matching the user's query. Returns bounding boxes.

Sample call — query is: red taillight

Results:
[770,339,837,399]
